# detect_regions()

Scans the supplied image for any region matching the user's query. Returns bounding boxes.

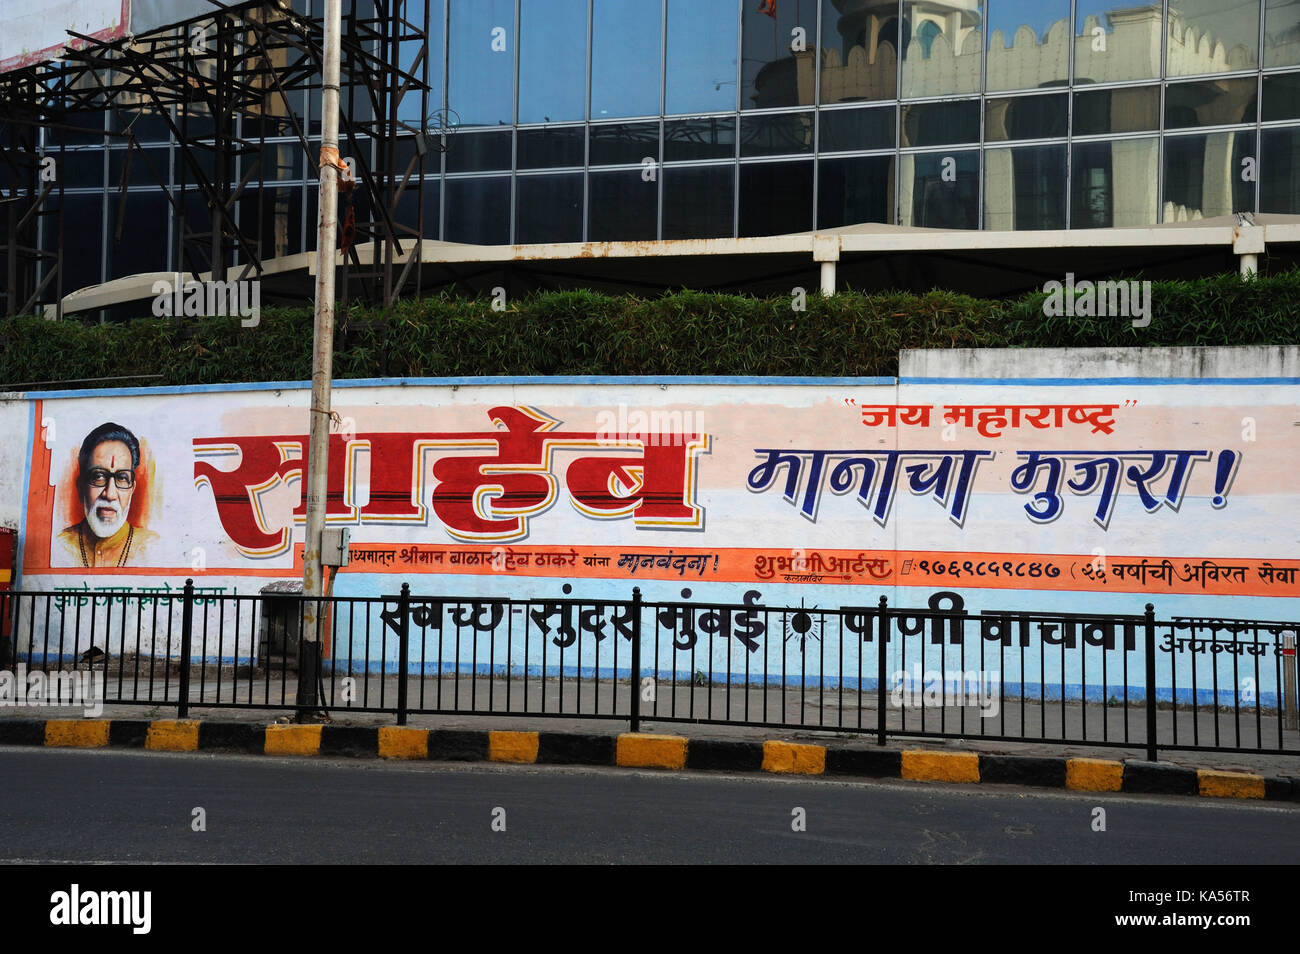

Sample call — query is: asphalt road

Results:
[1,746,1296,865]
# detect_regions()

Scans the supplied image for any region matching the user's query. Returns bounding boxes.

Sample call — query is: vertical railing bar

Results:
[1144,603,1157,762]
[630,588,642,733]
[877,596,888,746]
[178,579,194,719]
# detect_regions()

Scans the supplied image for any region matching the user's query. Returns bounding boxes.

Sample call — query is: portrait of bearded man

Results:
[55,422,160,568]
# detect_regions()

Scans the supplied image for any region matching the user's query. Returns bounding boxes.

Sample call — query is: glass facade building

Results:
[32,0,1300,292]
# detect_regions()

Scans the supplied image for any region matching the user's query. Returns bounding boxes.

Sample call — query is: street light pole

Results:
[298,0,343,719]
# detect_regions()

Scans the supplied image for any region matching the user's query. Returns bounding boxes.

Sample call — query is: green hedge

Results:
[2,270,1296,389]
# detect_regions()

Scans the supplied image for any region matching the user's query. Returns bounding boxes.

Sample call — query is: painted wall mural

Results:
[6,365,1298,700]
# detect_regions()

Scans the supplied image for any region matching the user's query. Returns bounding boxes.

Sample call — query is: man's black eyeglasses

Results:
[86,468,135,489]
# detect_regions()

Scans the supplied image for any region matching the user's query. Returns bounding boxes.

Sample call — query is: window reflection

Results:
[739,160,813,235]
[590,123,661,166]
[663,164,734,237]
[901,100,979,147]
[902,0,984,99]
[519,0,588,124]
[393,178,441,241]
[1071,138,1159,227]
[819,105,896,152]
[818,154,895,227]
[1262,72,1300,121]
[445,175,511,243]
[900,150,979,227]
[742,0,817,108]
[664,117,736,161]
[740,112,815,157]
[516,172,584,243]
[1165,78,1257,130]
[1265,0,1300,66]
[1261,126,1300,211]
[589,169,659,240]
[446,130,513,173]
[1167,0,1260,76]
[1074,2,1162,83]
[666,0,739,114]
[398,0,443,126]
[449,0,515,126]
[1073,85,1160,135]
[819,0,899,104]
[1163,131,1256,220]
[985,0,1069,92]
[984,143,1065,230]
[517,126,585,169]
[592,0,663,119]
[985,93,1067,142]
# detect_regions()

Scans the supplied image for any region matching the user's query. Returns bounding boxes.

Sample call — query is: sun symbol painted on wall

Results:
[783,600,823,649]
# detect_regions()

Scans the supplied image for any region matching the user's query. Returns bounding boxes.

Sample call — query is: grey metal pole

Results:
[298,0,343,720]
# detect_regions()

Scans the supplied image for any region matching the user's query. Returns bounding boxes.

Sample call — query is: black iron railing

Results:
[1,582,1297,759]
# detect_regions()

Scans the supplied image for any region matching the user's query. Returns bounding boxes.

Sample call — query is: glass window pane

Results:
[446,130,513,173]
[449,0,515,126]
[986,0,1070,92]
[902,0,984,99]
[519,0,588,124]
[112,105,172,143]
[739,112,814,157]
[663,164,734,238]
[985,93,1067,142]
[1263,73,1300,121]
[739,160,813,236]
[517,126,586,169]
[590,122,661,166]
[239,186,305,258]
[1075,3,1162,83]
[818,106,896,152]
[109,191,168,279]
[59,193,105,291]
[664,117,736,161]
[445,175,511,244]
[64,149,106,189]
[398,0,443,126]
[1261,126,1300,211]
[1163,131,1257,219]
[1073,85,1160,135]
[666,0,738,114]
[516,172,584,243]
[589,168,658,240]
[742,0,816,109]
[818,155,895,228]
[109,146,171,188]
[1071,138,1159,228]
[901,100,979,147]
[1165,78,1257,130]
[900,150,979,228]
[592,0,663,119]
[393,178,440,240]
[984,143,1066,230]
[1167,0,1261,76]
[1265,0,1300,67]
[820,0,899,104]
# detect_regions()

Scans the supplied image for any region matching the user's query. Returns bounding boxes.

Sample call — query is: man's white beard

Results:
[85,499,125,538]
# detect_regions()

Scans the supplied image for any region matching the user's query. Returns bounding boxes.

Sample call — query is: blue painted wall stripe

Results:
[901,376,1300,386]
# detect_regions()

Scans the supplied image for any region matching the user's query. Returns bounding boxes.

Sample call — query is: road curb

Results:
[5,717,1297,803]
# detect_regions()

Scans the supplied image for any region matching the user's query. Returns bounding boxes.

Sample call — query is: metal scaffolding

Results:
[0,0,432,319]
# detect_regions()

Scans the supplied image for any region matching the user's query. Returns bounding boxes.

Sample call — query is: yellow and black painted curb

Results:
[4,718,1297,802]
